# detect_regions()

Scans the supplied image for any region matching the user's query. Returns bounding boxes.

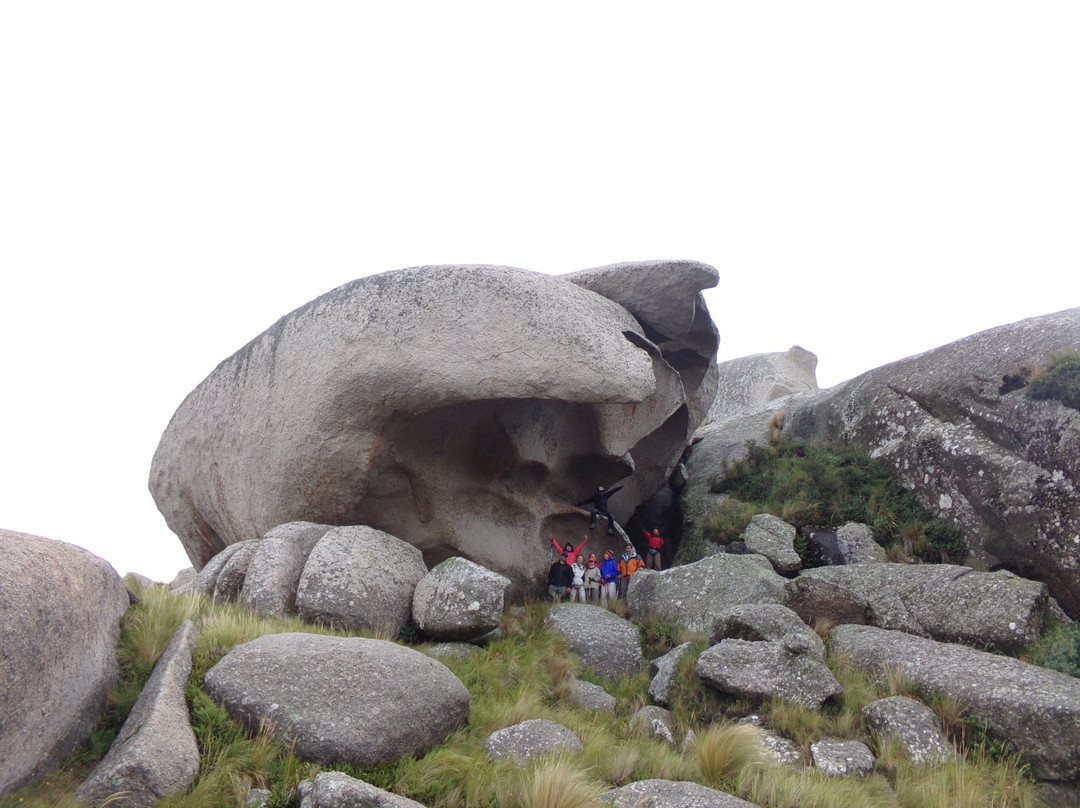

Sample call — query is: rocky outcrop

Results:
[484,719,582,762]
[204,633,469,767]
[544,603,643,679]
[629,705,677,746]
[295,526,427,636]
[411,557,510,641]
[862,696,953,765]
[240,522,331,617]
[604,779,762,808]
[648,642,692,708]
[739,514,801,575]
[799,563,1047,652]
[0,530,130,795]
[696,638,842,709]
[75,621,199,807]
[782,308,1080,616]
[298,772,429,808]
[830,624,1080,782]
[703,346,818,427]
[626,554,788,633]
[709,603,825,659]
[833,522,887,564]
[810,739,875,777]
[149,262,719,586]
[569,678,616,713]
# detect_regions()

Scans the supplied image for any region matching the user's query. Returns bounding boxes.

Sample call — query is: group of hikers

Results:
[546,483,665,603]
[546,528,664,603]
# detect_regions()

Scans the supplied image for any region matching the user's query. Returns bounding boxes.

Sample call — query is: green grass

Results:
[1024,352,1080,412]
[707,437,969,564]
[5,582,1055,808]
[1023,618,1080,679]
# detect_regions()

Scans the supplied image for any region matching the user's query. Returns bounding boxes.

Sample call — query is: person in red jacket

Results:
[549,534,587,564]
[642,528,664,570]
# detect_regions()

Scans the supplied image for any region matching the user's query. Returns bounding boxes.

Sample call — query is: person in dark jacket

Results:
[576,484,623,536]
[547,554,574,601]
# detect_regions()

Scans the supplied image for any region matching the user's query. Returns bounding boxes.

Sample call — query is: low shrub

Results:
[708,438,969,563]
[1025,352,1080,411]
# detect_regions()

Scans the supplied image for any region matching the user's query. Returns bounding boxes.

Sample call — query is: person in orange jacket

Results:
[642,528,664,570]
[617,542,645,598]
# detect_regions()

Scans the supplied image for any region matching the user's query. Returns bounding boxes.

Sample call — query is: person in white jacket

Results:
[569,557,586,602]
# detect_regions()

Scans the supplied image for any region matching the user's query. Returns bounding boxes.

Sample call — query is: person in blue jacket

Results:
[599,548,619,603]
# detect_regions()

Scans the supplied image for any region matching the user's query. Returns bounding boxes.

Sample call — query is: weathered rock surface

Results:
[298,772,429,808]
[194,541,251,596]
[783,575,874,628]
[741,514,801,574]
[783,308,1080,616]
[240,522,331,616]
[76,621,200,807]
[484,719,582,762]
[169,567,197,594]
[212,540,259,601]
[604,779,762,808]
[800,563,1046,651]
[295,526,427,636]
[704,346,819,426]
[862,696,953,764]
[204,633,469,766]
[412,556,510,641]
[544,603,643,679]
[649,642,692,708]
[423,642,480,661]
[569,678,616,713]
[834,522,887,564]
[150,263,719,586]
[830,624,1080,781]
[810,738,875,777]
[0,530,130,795]
[696,638,842,709]
[626,554,788,633]
[709,603,825,659]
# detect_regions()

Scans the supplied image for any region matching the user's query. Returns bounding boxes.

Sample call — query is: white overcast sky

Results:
[1,3,1077,582]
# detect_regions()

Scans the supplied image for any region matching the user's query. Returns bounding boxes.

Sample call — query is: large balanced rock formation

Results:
[0,530,130,795]
[784,308,1080,616]
[150,262,719,584]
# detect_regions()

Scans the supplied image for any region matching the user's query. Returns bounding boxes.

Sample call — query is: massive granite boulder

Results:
[0,530,130,795]
[204,633,470,767]
[150,262,719,585]
[782,308,1080,616]
[544,603,644,679]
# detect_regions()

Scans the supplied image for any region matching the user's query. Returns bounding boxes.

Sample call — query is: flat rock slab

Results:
[810,738,875,777]
[604,779,763,808]
[76,621,200,808]
[830,624,1080,781]
[298,771,429,808]
[204,633,469,767]
[863,696,953,764]
[626,554,788,633]
[0,530,130,795]
[485,719,581,762]
[710,603,825,659]
[696,638,842,709]
[800,563,1047,652]
[649,642,692,708]
[412,556,510,641]
[545,603,643,679]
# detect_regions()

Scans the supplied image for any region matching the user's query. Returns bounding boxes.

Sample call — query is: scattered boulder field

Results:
[5,266,1080,805]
